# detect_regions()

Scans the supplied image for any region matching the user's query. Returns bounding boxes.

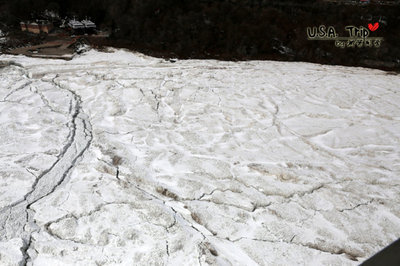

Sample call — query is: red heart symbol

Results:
[368,22,379,31]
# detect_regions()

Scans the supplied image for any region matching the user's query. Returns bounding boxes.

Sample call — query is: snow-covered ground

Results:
[0,49,399,265]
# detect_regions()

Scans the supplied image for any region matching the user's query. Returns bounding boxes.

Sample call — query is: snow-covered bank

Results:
[0,49,399,265]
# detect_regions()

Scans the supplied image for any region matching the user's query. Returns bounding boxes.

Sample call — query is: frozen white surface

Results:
[0,49,399,265]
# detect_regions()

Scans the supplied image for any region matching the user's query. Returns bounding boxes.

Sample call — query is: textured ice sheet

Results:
[0,49,399,265]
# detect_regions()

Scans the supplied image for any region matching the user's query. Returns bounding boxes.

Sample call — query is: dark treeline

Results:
[0,0,399,69]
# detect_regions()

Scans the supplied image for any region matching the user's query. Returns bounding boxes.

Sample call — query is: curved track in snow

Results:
[0,64,92,265]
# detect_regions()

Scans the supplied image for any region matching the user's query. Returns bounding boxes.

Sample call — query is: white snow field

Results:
[0,49,399,266]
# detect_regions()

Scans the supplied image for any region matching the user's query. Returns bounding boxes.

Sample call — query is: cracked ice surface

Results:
[0,49,399,265]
